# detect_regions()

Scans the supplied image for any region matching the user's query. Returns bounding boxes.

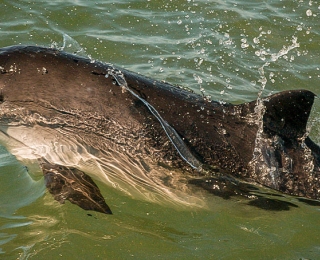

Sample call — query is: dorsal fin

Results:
[262,89,315,139]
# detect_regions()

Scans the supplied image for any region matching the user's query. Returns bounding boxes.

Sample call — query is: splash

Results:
[59,34,87,57]
[249,36,302,188]
[255,35,300,98]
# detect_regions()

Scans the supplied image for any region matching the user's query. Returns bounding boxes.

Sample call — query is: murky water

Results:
[0,0,320,259]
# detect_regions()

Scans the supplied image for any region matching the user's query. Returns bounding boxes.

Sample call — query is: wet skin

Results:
[0,45,319,213]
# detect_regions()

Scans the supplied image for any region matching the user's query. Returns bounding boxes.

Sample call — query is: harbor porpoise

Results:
[0,45,319,213]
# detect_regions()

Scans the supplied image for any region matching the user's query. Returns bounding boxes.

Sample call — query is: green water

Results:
[1,0,320,259]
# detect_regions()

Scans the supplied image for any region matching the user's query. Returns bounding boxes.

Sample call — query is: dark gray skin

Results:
[39,158,112,214]
[0,45,319,214]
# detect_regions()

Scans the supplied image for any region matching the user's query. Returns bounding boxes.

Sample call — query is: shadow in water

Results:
[188,175,301,211]
[297,197,320,206]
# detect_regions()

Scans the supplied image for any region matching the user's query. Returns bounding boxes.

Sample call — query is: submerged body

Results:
[0,45,319,213]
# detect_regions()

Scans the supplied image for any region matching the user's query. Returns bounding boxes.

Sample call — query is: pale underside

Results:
[0,123,207,209]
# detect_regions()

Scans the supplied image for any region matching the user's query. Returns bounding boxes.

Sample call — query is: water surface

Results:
[0,0,320,259]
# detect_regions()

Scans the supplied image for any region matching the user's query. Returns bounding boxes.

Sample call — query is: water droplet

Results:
[306,9,312,16]
[241,42,249,49]
[193,74,203,84]
[253,37,260,44]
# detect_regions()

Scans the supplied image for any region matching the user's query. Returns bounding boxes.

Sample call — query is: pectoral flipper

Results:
[39,159,112,214]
